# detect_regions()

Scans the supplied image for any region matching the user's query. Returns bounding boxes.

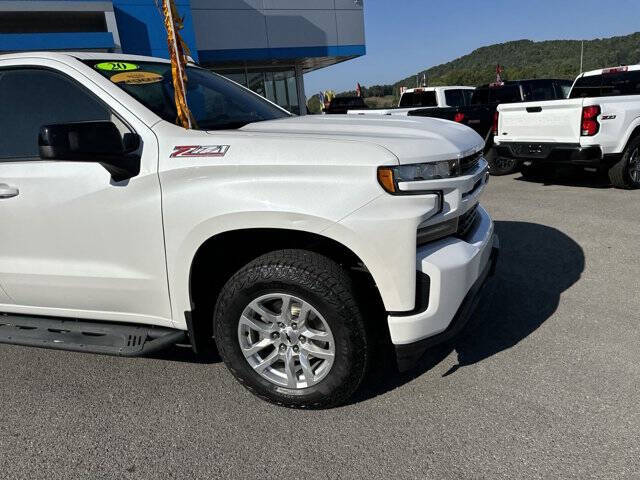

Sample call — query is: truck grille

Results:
[456,204,479,239]
[460,151,482,174]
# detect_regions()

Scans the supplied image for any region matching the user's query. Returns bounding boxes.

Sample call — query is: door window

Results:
[444,89,471,107]
[0,69,110,160]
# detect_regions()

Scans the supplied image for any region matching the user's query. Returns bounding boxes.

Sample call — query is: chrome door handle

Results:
[0,184,19,199]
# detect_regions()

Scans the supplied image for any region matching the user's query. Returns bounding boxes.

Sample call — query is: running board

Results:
[0,314,187,357]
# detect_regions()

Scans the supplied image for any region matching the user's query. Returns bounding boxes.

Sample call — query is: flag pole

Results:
[160,0,196,129]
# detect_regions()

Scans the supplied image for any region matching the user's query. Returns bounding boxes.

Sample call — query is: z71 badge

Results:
[170,145,230,158]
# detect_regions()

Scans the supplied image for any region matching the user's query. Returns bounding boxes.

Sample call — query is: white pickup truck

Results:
[0,52,498,408]
[495,65,640,188]
[347,86,475,116]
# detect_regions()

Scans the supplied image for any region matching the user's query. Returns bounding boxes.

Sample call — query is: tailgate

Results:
[497,99,585,143]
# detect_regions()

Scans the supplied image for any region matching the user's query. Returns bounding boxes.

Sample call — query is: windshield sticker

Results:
[170,145,230,158]
[110,71,163,85]
[95,62,140,72]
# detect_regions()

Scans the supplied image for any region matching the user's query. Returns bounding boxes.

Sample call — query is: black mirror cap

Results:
[38,121,141,182]
[38,121,138,160]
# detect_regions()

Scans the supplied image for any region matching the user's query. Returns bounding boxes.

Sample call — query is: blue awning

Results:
[0,32,115,52]
[198,44,366,64]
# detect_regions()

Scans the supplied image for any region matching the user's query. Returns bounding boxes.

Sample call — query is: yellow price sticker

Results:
[110,71,163,85]
[95,62,140,72]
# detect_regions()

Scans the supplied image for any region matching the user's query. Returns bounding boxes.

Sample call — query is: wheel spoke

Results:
[283,348,298,387]
[253,349,279,373]
[301,341,334,360]
[247,302,278,324]
[241,337,274,357]
[299,350,316,386]
[295,304,311,328]
[280,296,292,323]
[300,326,329,341]
[239,314,273,334]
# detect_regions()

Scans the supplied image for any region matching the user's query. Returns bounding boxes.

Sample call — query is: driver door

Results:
[0,61,172,326]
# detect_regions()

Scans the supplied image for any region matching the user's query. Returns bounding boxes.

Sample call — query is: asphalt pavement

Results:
[1,169,639,479]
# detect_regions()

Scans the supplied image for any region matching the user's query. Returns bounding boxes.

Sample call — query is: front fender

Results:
[168,211,341,328]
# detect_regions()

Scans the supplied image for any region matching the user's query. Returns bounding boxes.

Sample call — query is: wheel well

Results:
[625,125,640,149]
[188,229,386,349]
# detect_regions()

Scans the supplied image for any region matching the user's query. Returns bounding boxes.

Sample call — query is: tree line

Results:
[328,32,640,101]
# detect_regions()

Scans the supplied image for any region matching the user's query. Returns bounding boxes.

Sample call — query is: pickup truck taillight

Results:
[454,112,466,123]
[492,111,499,135]
[581,105,601,136]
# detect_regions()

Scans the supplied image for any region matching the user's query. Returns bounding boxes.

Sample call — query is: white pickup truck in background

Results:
[0,52,498,409]
[348,86,475,116]
[494,65,640,188]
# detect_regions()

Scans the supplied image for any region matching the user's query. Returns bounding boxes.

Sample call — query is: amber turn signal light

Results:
[377,167,396,194]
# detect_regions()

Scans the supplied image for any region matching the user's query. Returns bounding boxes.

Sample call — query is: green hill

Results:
[394,32,640,89]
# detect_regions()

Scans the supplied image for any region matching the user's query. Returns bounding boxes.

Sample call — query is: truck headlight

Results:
[377,159,459,194]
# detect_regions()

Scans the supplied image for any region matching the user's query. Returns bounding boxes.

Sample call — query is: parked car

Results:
[408,79,574,175]
[347,86,475,116]
[324,96,368,114]
[0,52,498,408]
[495,65,640,188]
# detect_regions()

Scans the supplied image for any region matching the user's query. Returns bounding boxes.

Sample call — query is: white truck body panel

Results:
[155,114,486,330]
[348,107,429,116]
[497,98,584,144]
[347,86,475,116]
[496,65,640,155]
[0,52,494,347]
[389,205,494,344]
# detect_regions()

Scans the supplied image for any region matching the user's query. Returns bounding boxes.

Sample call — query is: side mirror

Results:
[39,121,141,182]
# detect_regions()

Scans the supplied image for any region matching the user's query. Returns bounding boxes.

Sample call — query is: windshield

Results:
[399,91,437,108]
[520,80,557,101]
[570,71,640,98]
[85,60,290,130]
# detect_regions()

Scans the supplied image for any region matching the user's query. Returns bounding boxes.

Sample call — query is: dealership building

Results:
[0,0,366,114]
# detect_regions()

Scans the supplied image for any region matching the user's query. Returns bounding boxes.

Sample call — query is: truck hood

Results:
[238,115,484,164]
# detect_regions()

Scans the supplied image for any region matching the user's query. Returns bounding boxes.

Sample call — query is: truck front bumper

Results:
[389,206,499,371]
[495,142,604,166]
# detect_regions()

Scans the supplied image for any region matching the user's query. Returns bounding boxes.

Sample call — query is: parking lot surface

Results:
[1,171,639,479]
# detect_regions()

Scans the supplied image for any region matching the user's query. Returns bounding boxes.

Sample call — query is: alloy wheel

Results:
[237,293,335,389]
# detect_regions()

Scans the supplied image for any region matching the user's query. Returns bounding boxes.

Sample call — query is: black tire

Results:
[213,249,369,409]
[608,136,640,189]
[486,149,520,176]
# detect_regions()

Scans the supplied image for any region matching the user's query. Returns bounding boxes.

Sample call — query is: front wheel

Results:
[213,249,369,409]
[608,136,640,189]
